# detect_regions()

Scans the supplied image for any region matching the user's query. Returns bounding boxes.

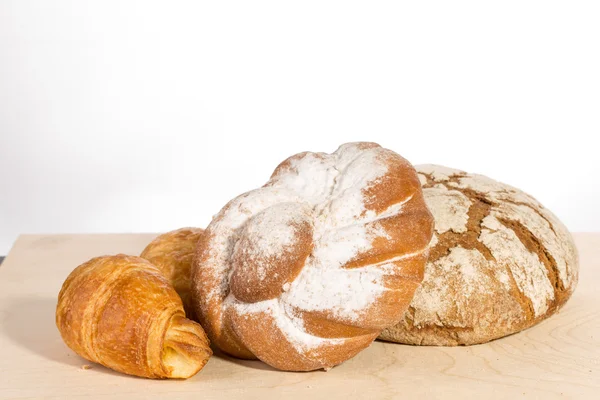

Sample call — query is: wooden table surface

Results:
[0,233,598,399]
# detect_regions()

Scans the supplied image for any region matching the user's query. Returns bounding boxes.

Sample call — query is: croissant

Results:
[140,227,204,320]
[56,254,212,379]
[192,142,433,371]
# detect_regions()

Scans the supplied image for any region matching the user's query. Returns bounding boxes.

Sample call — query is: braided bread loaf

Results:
[192,142,433,371]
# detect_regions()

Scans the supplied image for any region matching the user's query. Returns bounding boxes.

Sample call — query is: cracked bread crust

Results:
[378,164,579,346]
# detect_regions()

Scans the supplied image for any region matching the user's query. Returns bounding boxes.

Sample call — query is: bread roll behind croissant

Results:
[56,254,212,379]
[140,228,204,320]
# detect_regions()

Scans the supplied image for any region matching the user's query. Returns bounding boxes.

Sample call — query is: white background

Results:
[1,1,599,254]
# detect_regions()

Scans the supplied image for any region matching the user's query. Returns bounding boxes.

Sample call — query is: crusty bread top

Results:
[192,142,433,370]
[379,164,579,346]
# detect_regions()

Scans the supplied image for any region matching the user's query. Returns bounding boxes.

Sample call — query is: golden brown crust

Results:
[230,310,379,371]
[140,228,204,319]
[56,254,212,379]
[343,196,434,269]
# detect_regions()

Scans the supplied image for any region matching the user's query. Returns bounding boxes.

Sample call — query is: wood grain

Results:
[0,233,598,399]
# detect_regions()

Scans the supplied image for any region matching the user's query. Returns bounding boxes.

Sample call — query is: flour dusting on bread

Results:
[379,164,578,346]
[193,142,433,370]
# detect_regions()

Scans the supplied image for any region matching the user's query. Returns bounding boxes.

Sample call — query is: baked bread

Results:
[56,254,212,379]
[379,165,579,346]
[192,142,433,371]
[140,227,204,319]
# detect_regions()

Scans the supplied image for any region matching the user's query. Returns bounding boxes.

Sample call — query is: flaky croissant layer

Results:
[56,254,212,379]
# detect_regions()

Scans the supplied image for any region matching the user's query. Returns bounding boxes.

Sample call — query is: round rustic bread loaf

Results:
[378,164,579,346]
